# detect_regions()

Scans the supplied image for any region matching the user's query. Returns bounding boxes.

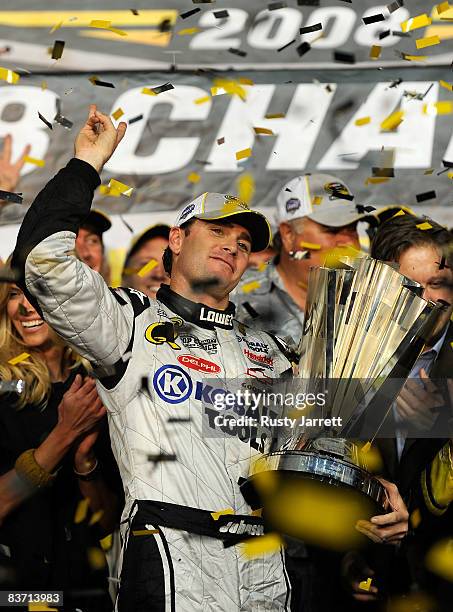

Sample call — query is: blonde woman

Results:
[0,273,122,611]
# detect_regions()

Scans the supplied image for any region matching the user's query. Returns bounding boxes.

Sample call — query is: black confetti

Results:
[285,187,292,192]
[356,205,376,214]
[129,114,143,124]
[159,19,172,32]
[151,82,174,94]
[38,111,53,130]
[416,190,436,203]
[51,40,65,60]
[296,42,311,57]
[300,23,322,34]
[438,256,447,270]
[268,1,287,9]
[0,190,23,204]
[372,167,395,177]
[333,51,355,64]
[228,48,247,57]
[192,0,215,3]
[167,417,192,423]
[277,39,296,52]
[120,215,134,233]
[442,159,453,168]
[130,9,139,15]
[91,79,115,88]
[214,10,229,18]
[242,302,260,319]
[217,137,225,145]
[297,0,320,4]
[147,453,177,462]
[392,31,411,37]
[363,14,385,25]
[54,113,73,129]
[387,0,404,13]
[389,78,403,88]
[180,8,201,19]
[331,190,354,201]
[379,30,391,40]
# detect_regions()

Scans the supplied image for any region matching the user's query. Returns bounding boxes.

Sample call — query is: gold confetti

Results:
[436,1,451,14]
[253,127,274,135]
[24,156,45,167]
[0,67,20,84]
[137,259,158,277]
[109,178,133,196]
[401,14,432,32]
[416,35,441,48]
[236,148,252,161]
[100,533,113,550]
[187,172,201,184]
[410,508,422,529]
[178,27,200,35]
[416,221,433,230]
[241,533,283,558]
[194,95,211,104]
[392,209,406,218]
[355,116,371,126]
[141,87,157,96]
[448,172,453,179]
[211,508,234,521]
[132,529,159,536]
[112,107,124,120]
[361,442,371,453]
[99,185,121,197]
[211,78,248,101]
[265,113,285,119]
[424,169,435,174]
[8,352,31,365]
[41,80,47,90]
[369,45,381,59]
[257,262,267,272]
[88,509,104,526]
[74,498,89,524]
[365,177,390,184]
[380,110,404,131]
[402,54,427,61]
[359,577,372,591]
[89,19,127,36]
[28,604,58,611]
[50,21,64,33]
[440,80,453,91]
[237,172,255,204]
[238,77,254,85]
[425,538,453,581]
[299,241,321,250]
[423,101,453,115]
[242,280,261,293]
[313,196,323,205]
[87,547,106,570]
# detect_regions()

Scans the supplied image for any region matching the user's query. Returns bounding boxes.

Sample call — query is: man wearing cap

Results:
[236,173,369,346]
[76,209,111,277]
[122,224,170,299]
[12,106,291,610]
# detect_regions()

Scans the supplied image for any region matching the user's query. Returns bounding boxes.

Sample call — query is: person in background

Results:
[76,209,112,282]
[235,173,371,346]
[0,264,123,611]
[0,134,30,206]
[344,213,453,607]
[121,224,169,299]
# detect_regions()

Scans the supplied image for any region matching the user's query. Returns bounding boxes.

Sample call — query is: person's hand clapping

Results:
[74,104,127,174]
[56,375,106,444]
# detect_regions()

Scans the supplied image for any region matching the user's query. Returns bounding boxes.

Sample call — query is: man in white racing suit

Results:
[12,106,292,611]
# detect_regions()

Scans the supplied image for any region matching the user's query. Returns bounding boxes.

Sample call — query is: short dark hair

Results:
[162,219,195,276]
[371,214,453,265]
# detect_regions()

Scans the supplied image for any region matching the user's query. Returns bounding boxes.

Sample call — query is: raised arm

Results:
[11,106,131,365]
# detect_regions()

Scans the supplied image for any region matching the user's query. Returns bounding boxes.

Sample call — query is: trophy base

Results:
[243,441,387,549]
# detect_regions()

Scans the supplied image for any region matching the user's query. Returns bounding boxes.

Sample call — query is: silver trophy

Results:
[246,256,445,529]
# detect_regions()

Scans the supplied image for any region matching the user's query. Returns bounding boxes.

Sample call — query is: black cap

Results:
[80,209,112,237]
[125,224,171,265]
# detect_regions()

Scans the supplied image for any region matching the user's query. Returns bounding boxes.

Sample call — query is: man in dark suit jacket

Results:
[367,214,453,607]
